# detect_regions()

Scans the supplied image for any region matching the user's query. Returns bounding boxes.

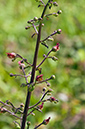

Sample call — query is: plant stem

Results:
[21,1,50,129]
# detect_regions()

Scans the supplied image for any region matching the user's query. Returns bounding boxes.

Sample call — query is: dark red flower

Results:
[0,107,6,113]
[37,102,44,110]
[36,74,43,81]
[43,117,51,125]
[6,52,16,59]
[52,43,60,51]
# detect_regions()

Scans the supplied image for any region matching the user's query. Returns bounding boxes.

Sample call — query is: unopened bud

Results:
[53,13,58,17]
[52,43,60,52]
[43,87,46,92]
[6,52,16,59]
[53,2,58,6]
[34,17,38,21]
[27,121,31,126]
[51,75,55,79]
[10,73,14,77]
[20,103,24,107]
[46,82,50,87]
[42,23,44,26]
[31,112,35,116]
[43,117,51,125]
[25,26,31,29]
[57,10,62,14]
[57,29,62,34]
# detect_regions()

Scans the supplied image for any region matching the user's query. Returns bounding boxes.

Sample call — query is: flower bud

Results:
[37,102,44,110]
[57,29,62,34]
[6,52,16,59]
[31,112,35,116]
[34,17,38,21]
[46,82,50,87]
[57,10,62,14]
[50,97,55,102]
[52,43,60,52]
[53,13,58,17]
[0,107,7,113]
[18,61,25,69]
[50,75,55,79]
[36,74,43,81]
[43,87,46,92]
[25,26,31,29]
[20,103,24,107]
[53,2,58,6]
[27,121,31,126]
[10,73,14,77]
[43,117,51,125]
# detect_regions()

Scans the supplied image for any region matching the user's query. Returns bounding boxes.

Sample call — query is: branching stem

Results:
[21,1,51,129]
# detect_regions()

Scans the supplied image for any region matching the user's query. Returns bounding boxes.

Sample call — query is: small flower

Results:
[36,74,43,81]
[37,103,44,110]
[50,97,55,102]
[52,43,60,52]
[0,107,7,113]
[43,117,51,125]
[18,61,25,68]
[6,52,16,59]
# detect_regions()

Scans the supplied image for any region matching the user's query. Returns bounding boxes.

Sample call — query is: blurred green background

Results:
[0,0,85,129]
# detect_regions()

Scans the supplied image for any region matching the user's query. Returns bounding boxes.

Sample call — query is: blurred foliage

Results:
[0,0,85,129]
